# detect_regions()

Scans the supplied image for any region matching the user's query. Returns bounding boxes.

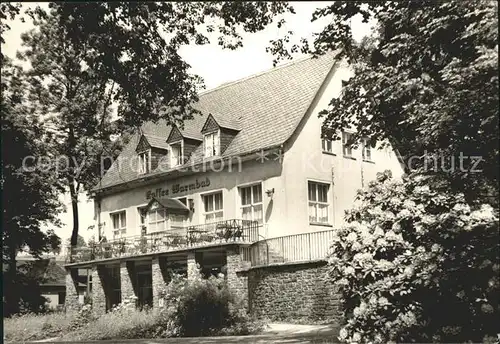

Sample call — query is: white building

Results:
[65,53,403,313]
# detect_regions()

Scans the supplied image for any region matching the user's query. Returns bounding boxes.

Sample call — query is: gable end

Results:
[167,126,184,143]
[136,135,151,153]
[201,114,220,134]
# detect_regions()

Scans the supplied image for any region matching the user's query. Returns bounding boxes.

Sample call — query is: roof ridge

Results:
[94,52,338,193]
[198,54,315,97]
[144,134,166,139]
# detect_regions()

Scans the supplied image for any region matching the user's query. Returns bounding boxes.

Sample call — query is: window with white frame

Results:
[138,150,151,174]
[169,214,186,230]
[362,138,372,161]
[322,138,334,154]
[308,181,330,224]
[111,211,126,238]
[203,192,223,223]
[342,132,354,158]
[204,131,220,158]
[144,207,186,233]
[148,208,166,233]
[239,183,263,224]
[170,141,183,167]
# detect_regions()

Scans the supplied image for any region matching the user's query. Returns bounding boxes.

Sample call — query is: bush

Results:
[60,272,263,340]
[67,303,94,331]
[155,268,263,337]
[62,300,158,341]
[328,171,499,343]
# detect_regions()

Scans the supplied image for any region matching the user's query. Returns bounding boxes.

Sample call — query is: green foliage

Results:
[2,56,63,316]
[67,304,95,332]
[156,268,262,337]
[65,306,158,341]
[3,311,74,342]
[65,234,86,249]
[17,8,133,247]
[328,171,499,343]
[0,3,21,48]
[1,57,62,259]
[15,3,293,248]
[7,273,262,341]
[47,2,294,127]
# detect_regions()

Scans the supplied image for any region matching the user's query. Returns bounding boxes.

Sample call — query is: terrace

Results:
[66,219,260,264]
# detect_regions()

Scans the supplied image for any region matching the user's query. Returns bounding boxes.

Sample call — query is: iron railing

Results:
[249,229,336,266]
[66,219,260,264]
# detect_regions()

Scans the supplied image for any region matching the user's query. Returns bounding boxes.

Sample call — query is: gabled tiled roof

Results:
[144,134,170,150]
[13,258,67,286]
[95,53,338,192]
[146,197,190,215]
[210,113,242,131]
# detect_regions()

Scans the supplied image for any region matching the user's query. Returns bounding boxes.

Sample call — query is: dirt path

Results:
[24,323,339,344]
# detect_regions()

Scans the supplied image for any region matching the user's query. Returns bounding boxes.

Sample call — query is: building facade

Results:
[65,53,403,316]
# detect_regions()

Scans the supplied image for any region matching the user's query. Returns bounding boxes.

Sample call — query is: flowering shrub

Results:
[155,267,263,337]
[329,171,499,343]
[67,303,94,331]
[110,295,138,312]
[63,305,158,340]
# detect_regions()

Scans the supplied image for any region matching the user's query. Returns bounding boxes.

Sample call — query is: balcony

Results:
[66,219,260,264]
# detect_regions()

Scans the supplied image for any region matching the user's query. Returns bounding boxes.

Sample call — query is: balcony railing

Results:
[66,219,260,264]
[249,229,336,266]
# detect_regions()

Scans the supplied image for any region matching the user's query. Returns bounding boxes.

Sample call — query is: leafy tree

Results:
[1,57,63,316]
[0,3,21,61]
[65,234,86,249]
[46,228,62,255]
[19,2,293,249]
[328,171,499,343]
[18,9,131,250]
[263,2,499,342]
[269,0,499,204]
[49,1,294,127]
[76,234,86,247]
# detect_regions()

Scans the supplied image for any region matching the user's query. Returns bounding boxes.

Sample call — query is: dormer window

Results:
[170,140,183,167]
[204,130,220,158]
[138,150,151,174]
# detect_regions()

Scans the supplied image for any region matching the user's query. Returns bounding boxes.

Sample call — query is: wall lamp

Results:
[265,188,275,198]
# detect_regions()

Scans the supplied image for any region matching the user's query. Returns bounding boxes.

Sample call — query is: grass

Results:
[3,311,76,342]
[261,316,339,326]
[4,308,163,342]
[60,307,160,341]
[4,308,265,342]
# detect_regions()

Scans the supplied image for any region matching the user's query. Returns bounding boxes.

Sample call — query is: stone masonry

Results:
[120,261,136,301]
[64,268,80,314]
[247,260,342,323]
[226,246,250,309]
[67,247,341,324]
[152,257,169,308]
[91,266,106,317]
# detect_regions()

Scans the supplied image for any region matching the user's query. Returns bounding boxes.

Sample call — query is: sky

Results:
[3,2,373,248]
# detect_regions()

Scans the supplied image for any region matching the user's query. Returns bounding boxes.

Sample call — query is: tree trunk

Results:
[4,248,19,316]
[69,177,79,248]
[68,125,79,249]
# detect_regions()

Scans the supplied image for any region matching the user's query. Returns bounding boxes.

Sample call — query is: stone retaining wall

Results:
[247,260,342,324]
[65,247,343,326]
